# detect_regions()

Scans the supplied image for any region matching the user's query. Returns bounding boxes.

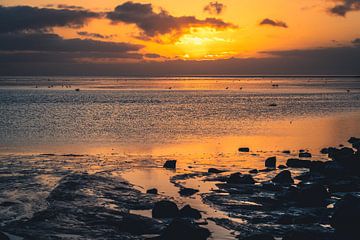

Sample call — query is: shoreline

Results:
[0,136,359,239]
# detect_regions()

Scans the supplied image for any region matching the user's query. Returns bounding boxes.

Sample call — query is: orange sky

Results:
[2,0,360,61]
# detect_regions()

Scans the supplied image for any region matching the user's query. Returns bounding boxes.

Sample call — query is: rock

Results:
[282,150,291,154]
[348,137,360,144]
[157,219,210,240]
[331,194,360,239]
[297,184,329,207]
[119,214,162,235]
[240,234,275,240]
[328,180,359,193]
[262,182,283,192]
[286,159,312,168]
[227,173,255,184]
[152,200,179,218]
[179,205,202,219]
[309,161,326,172]
[208,168,226,174]
[320,148,329,154]
[179,187,199,197]
[329,147,354,162]
[278,165,287,169]
[265,157,276,168]
[147,188,158,194]
[299,152,312,158]
[163,160,177,169]
[0,232,9,240]
[238,147,250,152]
[249,169,259,174]
[272,170,294,184]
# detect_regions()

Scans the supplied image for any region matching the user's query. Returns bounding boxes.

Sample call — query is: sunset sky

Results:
[1,0,360,75]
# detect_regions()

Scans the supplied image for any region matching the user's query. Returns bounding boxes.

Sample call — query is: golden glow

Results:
[3,0,360,60]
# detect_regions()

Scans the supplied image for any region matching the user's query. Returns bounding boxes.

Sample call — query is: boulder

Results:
[227,173,255,184]
[320,148,329,154]
[299,152,312,158]
[272,170,294,184]
[147,188,158,194]
[286,159,312,168]
[239,147,250,152]
[179,205,202,219]
[331,194,360,239]
[208,168,226,174]
[265,157,276,168]
[297,184,329,207]
[157,219,210,240]
[0,232,9,240]
[249,169,259,174]
[152,200,179,218]
[348,137,360,144]
[179,187,199,197]
[282,150,291,154]
[278,165,287,169]
[163,160,177,169]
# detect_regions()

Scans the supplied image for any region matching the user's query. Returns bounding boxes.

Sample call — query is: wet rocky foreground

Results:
[0,137,360,240]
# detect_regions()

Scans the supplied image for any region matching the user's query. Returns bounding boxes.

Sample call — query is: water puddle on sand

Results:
[122,167,243,240]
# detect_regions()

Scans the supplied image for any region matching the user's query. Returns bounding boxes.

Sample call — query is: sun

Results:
[174,27,234,60]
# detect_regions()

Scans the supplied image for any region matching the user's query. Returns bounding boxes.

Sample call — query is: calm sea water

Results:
[0,76,360,155]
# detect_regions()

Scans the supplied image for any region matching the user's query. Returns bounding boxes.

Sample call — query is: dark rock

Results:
[272,170,294,184]
[147,188,158,194]
[262,182,283,192]
[152,200,179,218]
[240,234,275,240]
[278,186,300,201]
[227,173,255,184]
[179,187,199,197]
[0,232,9,240]
[328,181,359,193]
[282,150,291,154]
[348,137,360,144]
[157,219,210,240]
[278,165,287,169]
[163,160,177,169]
[320,148,329,154]
[297,184,329,207]
[119,214,162,235]
[249,169,258,174]
[309,161,326,172]
[259,168,274,172]
[299,149,305,153]
[238,147,250,152]
[331,194,360,239]
[208,168,226,174]
[329,147,354,162]
[286,159,312,168]
[179,205,202,219]
[299,152,312,158]
[265,157,276,168]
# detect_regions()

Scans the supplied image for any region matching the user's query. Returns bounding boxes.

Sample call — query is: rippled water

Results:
[1,77,360,154]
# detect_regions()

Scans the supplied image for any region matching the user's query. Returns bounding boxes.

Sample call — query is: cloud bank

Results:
[107,1,236,41]
[329,0,360,16]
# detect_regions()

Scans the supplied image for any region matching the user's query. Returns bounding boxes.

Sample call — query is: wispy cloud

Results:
[259,18,288,28]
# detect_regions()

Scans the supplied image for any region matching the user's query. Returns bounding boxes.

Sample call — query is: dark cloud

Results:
[77,31,116,39]
[329,0,360,16]
[0,5,99,33]
[259,18,288,28]
[1,46,359,76]
[144,53,162,59]
[0,32,144,63]
[0,32,141,52]
[204,2,226,15]
[106,1,236,41]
